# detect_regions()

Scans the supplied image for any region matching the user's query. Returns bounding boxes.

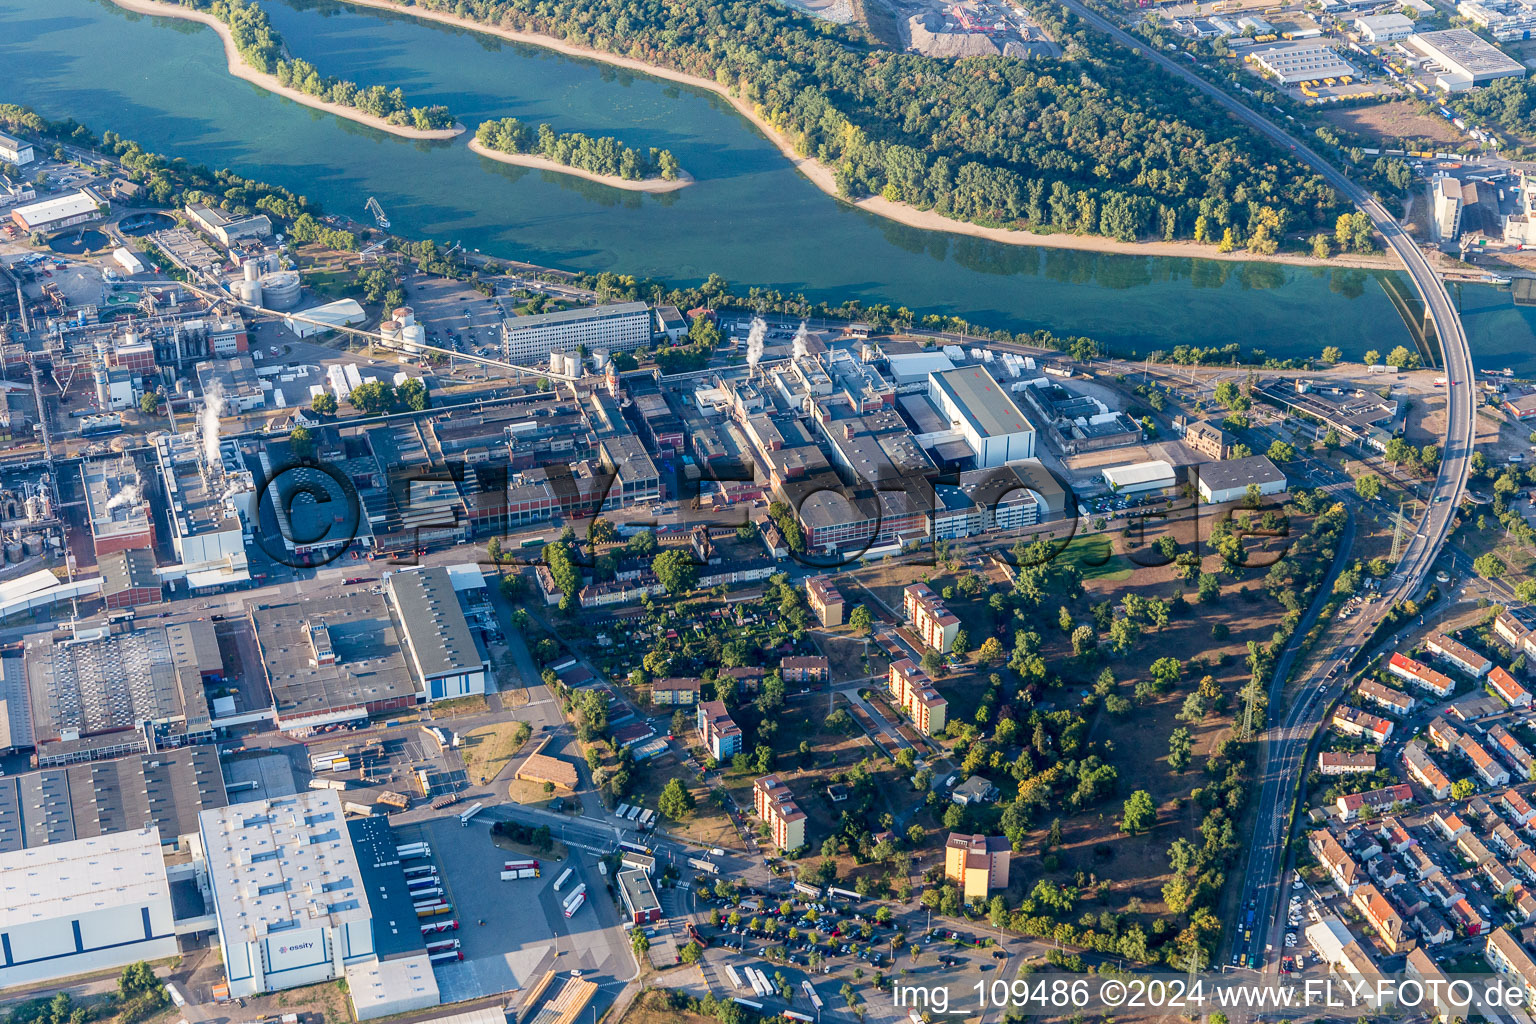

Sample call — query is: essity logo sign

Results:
[279,942,316,955]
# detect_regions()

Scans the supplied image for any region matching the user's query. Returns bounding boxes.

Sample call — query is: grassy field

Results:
[628,753,741,848]
[460,721,532,786]
[1054,533,1135,582]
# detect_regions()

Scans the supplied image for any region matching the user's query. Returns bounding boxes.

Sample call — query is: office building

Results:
[1355,12,1416,40]
[201,792,377,997]
[753,775,808,852]
[943,833,1011,900]
[618,868,662,924]
[0,132,35,166]
[0,827,177,989]
[1183,420,1231,460]
[500,302,652,366]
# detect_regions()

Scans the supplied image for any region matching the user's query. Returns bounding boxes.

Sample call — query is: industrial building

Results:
[200,791,378,997]
[9,190,107,233]
[1459,0,1536,40]
[499,302,653,367]
[82,454,154,558]
[618,868,663,924]
[926,367,1036,467]
[0,827,179,989]
[23,618,221,766]
[152,431,255,590]
[385,567,490,701]
[249,589,419,732]
[1406,29,1526,90]
[1102,459,1176,495]
[286,299,367,339]
[0,132,34,166]
[1249,42,1358,84]
[1193,455,1287,504]
[0,748,228,851]
[184,203,273,246]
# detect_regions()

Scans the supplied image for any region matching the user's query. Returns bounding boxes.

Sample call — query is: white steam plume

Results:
[746,316,766,370]
[792,321,809,360]
[201,380,224,469]
[105,483,140,511]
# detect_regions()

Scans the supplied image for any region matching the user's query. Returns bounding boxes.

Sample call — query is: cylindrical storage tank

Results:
[5,542,22,564]
[240,280,263,306]
[550,352,564,373]
[592,349,608,371]
[393,306,415,328]
[22,535,42,557]
[401,324,425,354]
[260,270,302,310]
[243,262,259,283]
[565,354,579,378]
[380,320,403,344]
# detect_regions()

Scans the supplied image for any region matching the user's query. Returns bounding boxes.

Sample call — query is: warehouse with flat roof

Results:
[200,791,377,997]
[1407,29,1526,89]
[1102,460,1176,495]
[9,190,106,233]
[1194,455,1288,504]
[1249,42,1357,83]
[927,367,1036,467]
[0,826,178,989]
[385,567,489,701]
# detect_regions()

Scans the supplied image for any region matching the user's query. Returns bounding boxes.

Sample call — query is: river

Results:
[7,0,1535,370]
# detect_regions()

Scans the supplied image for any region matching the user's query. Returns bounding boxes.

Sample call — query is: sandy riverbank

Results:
[336,0,1400,271]
[107,0,465,141]
[467,137,693,193]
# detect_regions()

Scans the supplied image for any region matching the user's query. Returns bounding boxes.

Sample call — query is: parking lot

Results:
[398,271,504,358]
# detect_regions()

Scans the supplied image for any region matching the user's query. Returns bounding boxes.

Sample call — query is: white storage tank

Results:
[393,306,415,328]
[401,323,425,355]
[260,270,302,310]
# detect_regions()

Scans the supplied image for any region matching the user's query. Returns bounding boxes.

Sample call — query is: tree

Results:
[311,391,338,415]
[951,629,970,657]
[1267,440,1296,463]
[1311,234,1331,259]
[1321,346,1342,364]
[1167,727,1193,771]
[1474,553,1508,579]
[1386,345,1419,370]
[652,549,699,594]
[849,605,873,635]
[1355,474,1382,501]
[1451,778,1476,801]
[289,425,316,458]
[1364,350,1381,367]
[632,929,651,954]
[1120,790,1156,834]
[1197,573,1220,603]
[659,777,696,820]
[139,391,161,415]
[680,941,702,964]
[978,636,1004,665]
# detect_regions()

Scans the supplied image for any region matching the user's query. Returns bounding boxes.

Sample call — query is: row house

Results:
[1450,897,1486,937]
[1512,886,1536,924]
[1333,706,1394,745]
[1352,882,1416,954]
[1310,829,1362,894]
[1426,632,1493,678]
[1404,740,1452,800]
[1494,821,1530,858]
[1458,831,1496,867]
[1491,724,1535,779]
[1490,665,1532,708]
[1413,908,1454,947]
[903,583,960,652]
[1378,815,1413,853]
[1460,734,1511,788]
[1389,652,1455,698]
[888,658,948,736]
[1504,789,1536,826]
[1421,874,1465,909]
[1337,783,1413,822]
[1392,882,1427,917]
[1406,844,1443,882]
[1483,858,1519,896]
[1517,847,1536,883]
[1433,809,1470,840]
[1358,678,1417,716]
[1319,750,1377,776]
[1427,717,1463,751]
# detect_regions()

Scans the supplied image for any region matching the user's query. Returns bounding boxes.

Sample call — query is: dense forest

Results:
[170,0,455,129]
[393,0,1344,245]
[474,118,680,180]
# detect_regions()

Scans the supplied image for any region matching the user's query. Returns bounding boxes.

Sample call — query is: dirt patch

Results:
[629,754,742,849]
[621,990,717,1024]
[430,695,491,718]
[460,721,532,785]
[1317,101,1466,148]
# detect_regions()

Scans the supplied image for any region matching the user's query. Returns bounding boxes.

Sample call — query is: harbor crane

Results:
[365,197,390,230]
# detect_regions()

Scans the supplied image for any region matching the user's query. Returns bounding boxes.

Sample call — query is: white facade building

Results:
[0,132,35,166]
[1195,455,1287,504]
[0,827,178,989]
[927,367,1036,467]
[500,302,653,367]
[200,791,377,997]
[9,190,106,233]
[1355,13,1416,41]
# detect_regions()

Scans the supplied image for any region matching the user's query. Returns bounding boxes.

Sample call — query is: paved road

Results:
[1045,0,1478,974]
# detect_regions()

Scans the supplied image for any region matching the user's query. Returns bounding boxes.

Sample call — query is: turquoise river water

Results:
[7,0,1536,370]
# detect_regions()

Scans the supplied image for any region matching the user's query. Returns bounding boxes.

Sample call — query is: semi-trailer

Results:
[501,868,539,880]
[421,920,459,934]
[415,901,451,918]
[615,804,632,820]
[802,982,823,1010]
[554,867,575,891]
[732,999,763,1011]
[428,950,463,964]
[403,865,437,879]
[725,965,744,990]
[688,858,718,874]
[408,886,444,900]
[425,939,461,954]
[793,882,821,898]
[459,802,483,827]
[827,886,861,901]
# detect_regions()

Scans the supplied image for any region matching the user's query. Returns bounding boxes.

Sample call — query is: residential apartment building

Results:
[753,775,808,852]
[1319,751,1377,776]
[943,833,1012,901]
[1426,633,1492,678]
[1336,784,1413,822]
[806,576,845,627]
[1332,705,1393,745]
[1358,679,1416,716]
[1491,724,1535,779]
[887,658,948,736]
[1388,652,1455,698]
[1487,929,1536,1003]
[903,583,960,652]
[1352,882,1416,954]
[780,656,829,685]
[1459,735,1510,787]
[652,677,703,706]
[1403,741,1451,800]
[696,701,743,761]
[1310,829,1362,893]
[1491,665,1532,707]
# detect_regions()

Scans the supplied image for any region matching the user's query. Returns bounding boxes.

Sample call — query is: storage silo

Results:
[260,270,302,310]
[401,323,426,355]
